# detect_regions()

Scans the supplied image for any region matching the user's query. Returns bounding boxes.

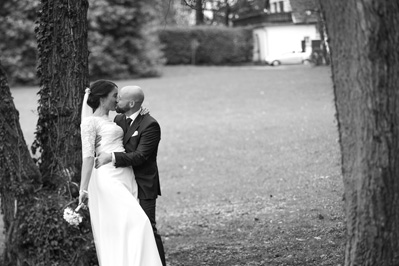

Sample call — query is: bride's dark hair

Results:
[87,80,117,111]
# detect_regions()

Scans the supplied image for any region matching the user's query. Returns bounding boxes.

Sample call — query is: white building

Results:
[233,0,321,63]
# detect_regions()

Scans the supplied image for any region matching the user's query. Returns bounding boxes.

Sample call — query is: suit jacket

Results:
[114,113,161,199]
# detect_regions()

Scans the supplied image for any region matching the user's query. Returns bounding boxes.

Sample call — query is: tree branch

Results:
[181,0,199,10]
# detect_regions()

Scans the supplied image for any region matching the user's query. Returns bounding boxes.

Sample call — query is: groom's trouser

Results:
[139,199,166,266]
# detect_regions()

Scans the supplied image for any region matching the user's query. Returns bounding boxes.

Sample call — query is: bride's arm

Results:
[80,158,94,190]
[79,117,97,204]
[79,157,94,204]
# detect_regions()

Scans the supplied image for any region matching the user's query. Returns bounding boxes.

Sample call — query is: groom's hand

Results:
[95,153,112,168]
[140,107,150,115]
[95,135,102,149]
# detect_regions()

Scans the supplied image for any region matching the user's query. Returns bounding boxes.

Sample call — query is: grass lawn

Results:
[7,65,345,265]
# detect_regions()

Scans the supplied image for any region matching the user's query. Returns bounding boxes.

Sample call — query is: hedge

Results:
[159,26,253,65]
[2,23,255,85]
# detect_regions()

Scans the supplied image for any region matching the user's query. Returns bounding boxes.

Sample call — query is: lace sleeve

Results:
[81,117,97,158]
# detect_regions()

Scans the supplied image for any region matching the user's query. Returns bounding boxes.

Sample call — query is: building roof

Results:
[233,0,319,27]
[232,12,293,27]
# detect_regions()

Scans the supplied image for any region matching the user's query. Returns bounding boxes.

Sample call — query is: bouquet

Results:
[63,203,86,227]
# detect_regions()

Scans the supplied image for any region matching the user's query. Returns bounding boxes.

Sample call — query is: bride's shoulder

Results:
[81,116,95,122]
[81,116,99,127]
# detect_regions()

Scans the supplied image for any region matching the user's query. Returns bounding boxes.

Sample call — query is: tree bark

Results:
[33,0,89,185]
[320,1,399,265]
[0,62,42,264]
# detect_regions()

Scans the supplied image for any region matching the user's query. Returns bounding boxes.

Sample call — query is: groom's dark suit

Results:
[113,113,166,266]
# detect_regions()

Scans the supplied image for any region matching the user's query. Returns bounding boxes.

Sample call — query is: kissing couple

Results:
[78,80,166,266]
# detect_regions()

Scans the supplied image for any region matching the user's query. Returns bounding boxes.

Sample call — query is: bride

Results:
[78,80,162,266]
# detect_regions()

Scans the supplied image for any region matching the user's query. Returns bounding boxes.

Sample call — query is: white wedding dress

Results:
[81,116,162,266]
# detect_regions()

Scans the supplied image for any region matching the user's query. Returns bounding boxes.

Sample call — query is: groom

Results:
[96,85,166,266]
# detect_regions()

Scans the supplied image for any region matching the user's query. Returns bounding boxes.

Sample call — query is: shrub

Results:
[88,0,165,81]
[17,192,97,265]
[159,26,253,65]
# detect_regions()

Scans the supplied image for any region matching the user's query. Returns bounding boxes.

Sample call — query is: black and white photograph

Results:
[1,0,399,265]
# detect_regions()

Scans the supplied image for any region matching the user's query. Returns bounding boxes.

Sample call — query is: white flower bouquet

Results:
[63,203,86,227]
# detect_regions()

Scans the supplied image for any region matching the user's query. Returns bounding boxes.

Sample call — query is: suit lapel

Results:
[123,114,144,145]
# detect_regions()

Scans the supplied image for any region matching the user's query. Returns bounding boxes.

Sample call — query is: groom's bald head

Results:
[116,85,145,115]
[119,86,144,103]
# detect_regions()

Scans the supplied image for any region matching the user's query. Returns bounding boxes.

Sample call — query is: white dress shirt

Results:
[112,109,141,163]
[127,109,141,126]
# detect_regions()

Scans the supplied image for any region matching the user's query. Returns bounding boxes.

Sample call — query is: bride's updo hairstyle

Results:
[87,80,117,111]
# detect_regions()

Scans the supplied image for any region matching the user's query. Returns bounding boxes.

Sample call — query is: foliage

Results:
[0,0,40,85]
[159,0,193,26]
[0,0,165,85]
[232,0,268,17]
[14,185,97,266]
[87,0,165,80]
[159,26,253,65]
[182,0,269,26]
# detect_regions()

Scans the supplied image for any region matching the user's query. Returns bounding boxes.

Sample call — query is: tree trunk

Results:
[195,0,204,25]
[314,2,329,65]
[320,1,399,265]
[0,62,42,264]
[33,0,89,186]
[224,0,230,26]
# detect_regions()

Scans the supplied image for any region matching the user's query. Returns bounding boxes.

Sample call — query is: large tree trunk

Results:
[0,62,42,264]
[33,0,89,186]
[1,1,94,264]
[320,1,399,265]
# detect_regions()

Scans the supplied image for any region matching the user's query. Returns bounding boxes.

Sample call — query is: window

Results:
[271,1,285,13]
[279,1,284,12]
[272,2,277,13]
[265,0,270,10]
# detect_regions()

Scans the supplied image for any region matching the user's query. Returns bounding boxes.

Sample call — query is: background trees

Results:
[320,1,399,265]
[88,0,164,80]
[159,26,252,65]
[0,0,40,84]
[0,0,264,86]
[159,0,193,26]
[182,0,268,26]
[0,0,165,86]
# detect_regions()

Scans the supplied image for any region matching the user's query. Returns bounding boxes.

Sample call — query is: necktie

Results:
[126,117,132,127]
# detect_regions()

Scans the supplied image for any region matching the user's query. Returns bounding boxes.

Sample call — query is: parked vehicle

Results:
[266,51,312,66]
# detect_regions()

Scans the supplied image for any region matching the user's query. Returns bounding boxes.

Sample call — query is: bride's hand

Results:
[78,190,88,210]
[140,107,150,115]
